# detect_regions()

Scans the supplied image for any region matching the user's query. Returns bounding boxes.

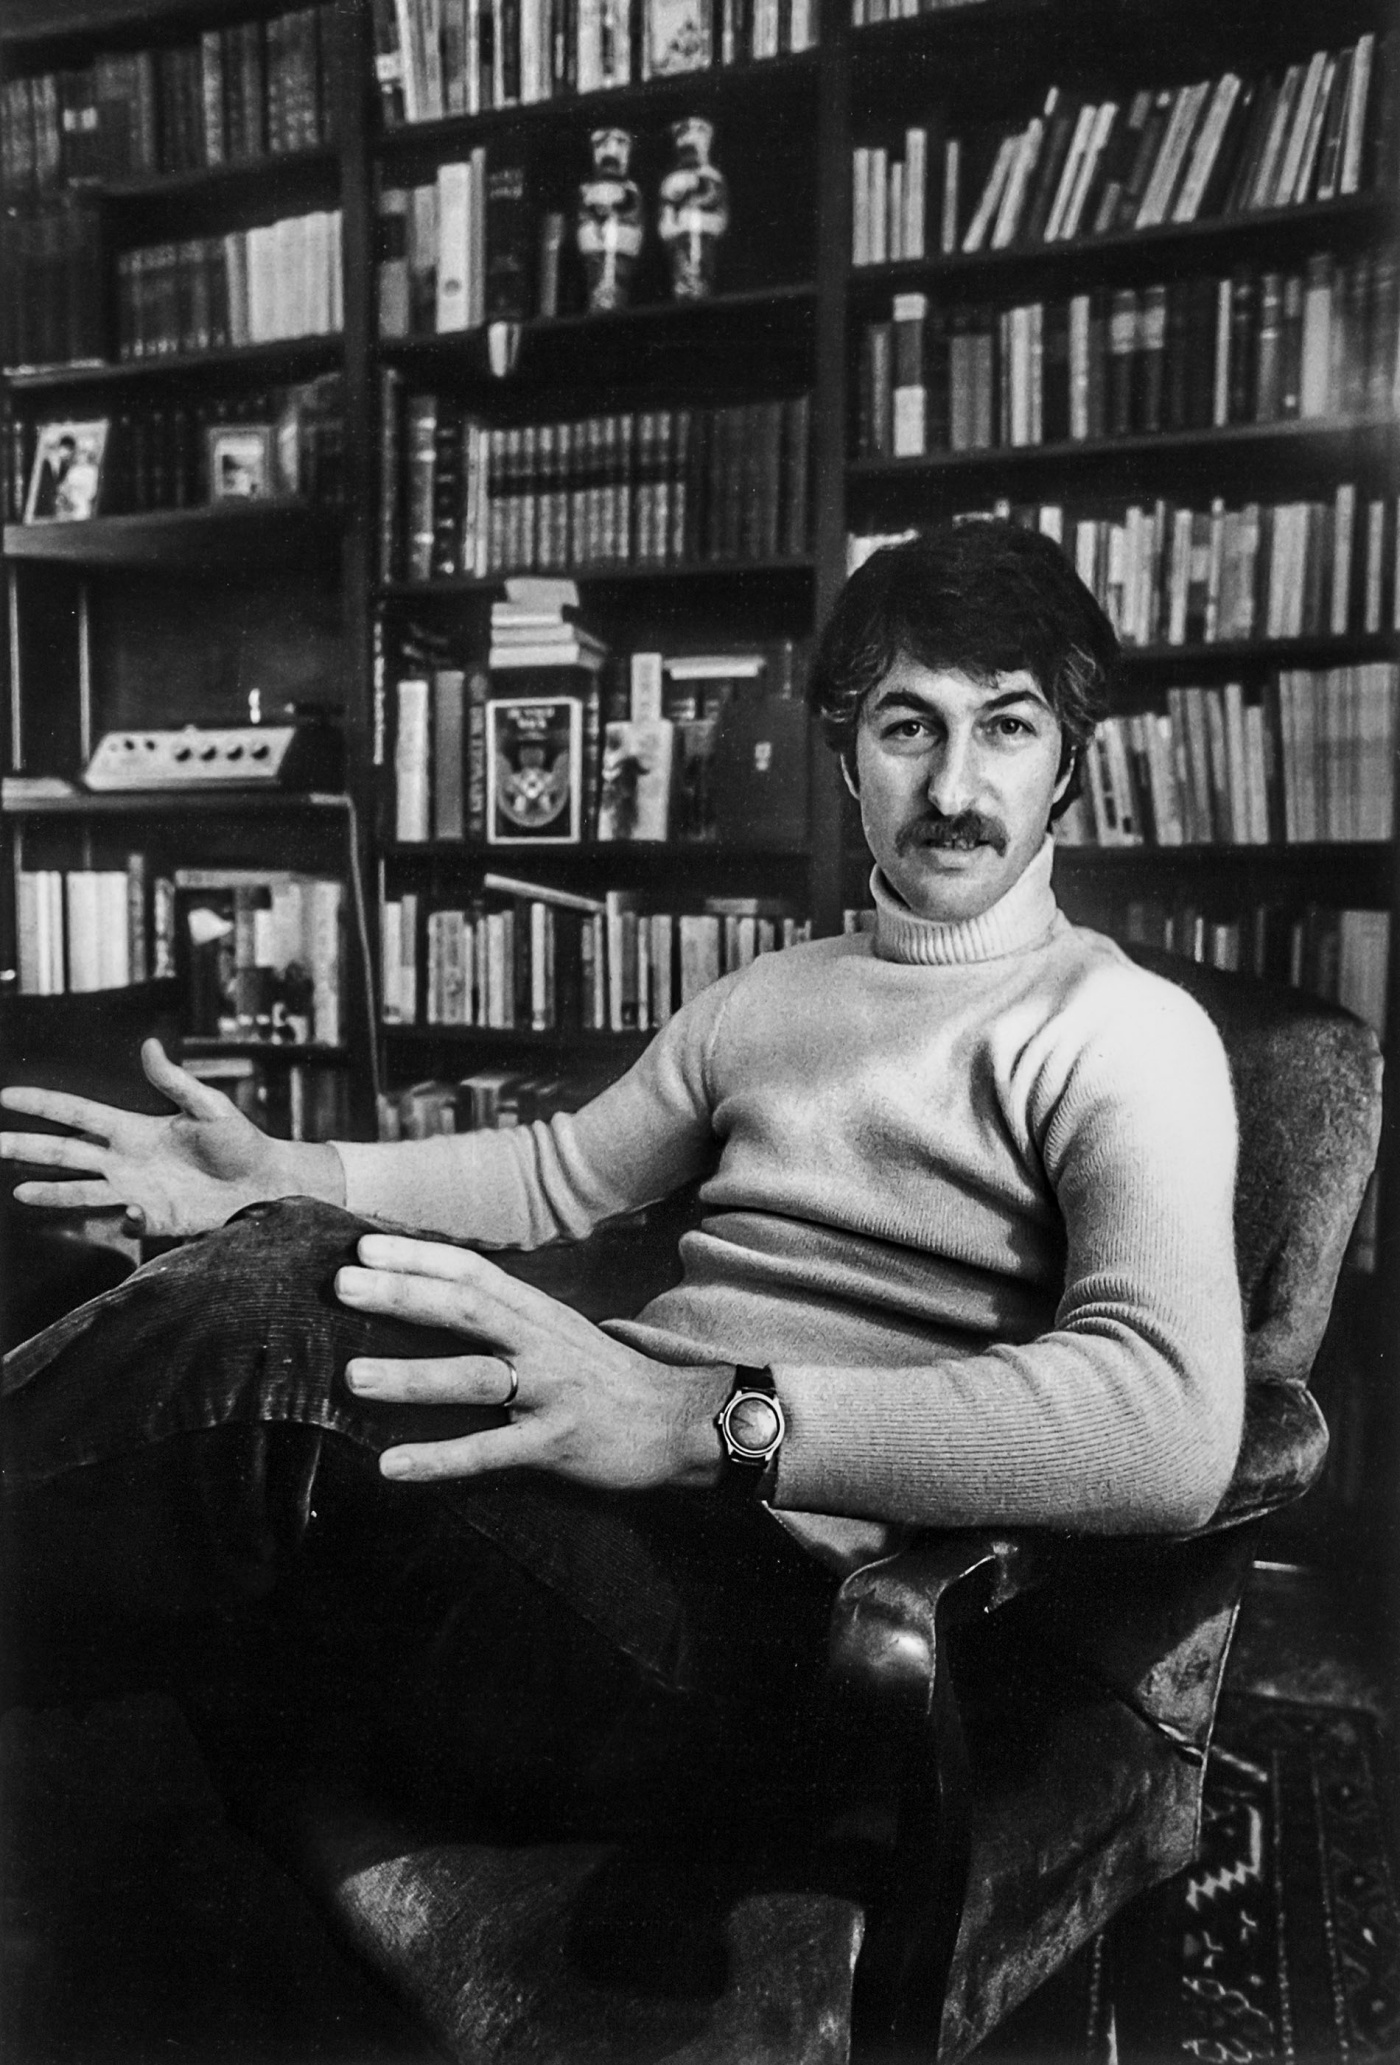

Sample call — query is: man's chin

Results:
[890,846,1012,922]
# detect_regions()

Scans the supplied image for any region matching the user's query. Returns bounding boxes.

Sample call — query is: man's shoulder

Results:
[1038,917,1229,1074]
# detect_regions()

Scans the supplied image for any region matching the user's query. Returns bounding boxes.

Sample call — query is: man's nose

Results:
[925,733,978,815]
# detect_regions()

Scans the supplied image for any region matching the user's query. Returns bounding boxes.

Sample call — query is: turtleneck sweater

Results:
[335,839,1244,1569]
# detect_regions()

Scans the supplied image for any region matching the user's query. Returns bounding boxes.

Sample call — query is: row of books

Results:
[372,0,817,126]
[382,384,812,581]
[851,35,1393,266]
[14,376,346,523]
[1118,897,1388,1039]
[1069,493,1400,649]
[382,881,811,1031]
[14,861,346,1047]
[0,198,103,372]
[851,0,986,24]
[106,379,344,524]
[15,864,160,997]
[392,634,808,846]
[0,6,336,191]
[116,211,345,359]
[850,490,1400,646]
[854,249,1398,460]
[379,152,531,334]
[1052,666,1398,852]
[380,1067,607,1139]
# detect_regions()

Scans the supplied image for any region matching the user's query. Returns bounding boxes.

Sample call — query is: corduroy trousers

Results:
[2,1198,839,1842]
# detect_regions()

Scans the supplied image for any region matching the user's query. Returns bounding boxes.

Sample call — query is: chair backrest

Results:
[1126,947,1383,1391]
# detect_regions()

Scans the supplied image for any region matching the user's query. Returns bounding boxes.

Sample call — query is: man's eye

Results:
[885,719,930,739]
[989,716,1033,738]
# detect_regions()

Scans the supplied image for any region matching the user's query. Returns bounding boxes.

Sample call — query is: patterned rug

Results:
[988,1693,1400,2064]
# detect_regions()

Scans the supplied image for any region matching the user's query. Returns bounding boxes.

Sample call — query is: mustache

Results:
[897,808,1009,856]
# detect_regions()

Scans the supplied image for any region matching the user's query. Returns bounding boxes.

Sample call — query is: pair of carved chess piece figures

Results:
[577,118,729,312]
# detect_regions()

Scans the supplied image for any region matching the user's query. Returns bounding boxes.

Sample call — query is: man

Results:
[1,519,1243,1849]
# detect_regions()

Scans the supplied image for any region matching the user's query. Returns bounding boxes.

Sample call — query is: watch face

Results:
[724,1392,783,1461]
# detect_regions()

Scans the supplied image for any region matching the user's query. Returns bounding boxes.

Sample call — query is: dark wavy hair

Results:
[808,519,1119,816]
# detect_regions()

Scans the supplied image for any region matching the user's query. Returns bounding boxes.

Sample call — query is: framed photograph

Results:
[207,424,275,503]
[486,695,583,845]
[24,418,107,523]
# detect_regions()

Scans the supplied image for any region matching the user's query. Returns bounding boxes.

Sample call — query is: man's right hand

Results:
[0,1037,345,1237]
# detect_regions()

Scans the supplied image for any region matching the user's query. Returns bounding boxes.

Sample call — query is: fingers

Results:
[353,1234,549,1322]
[0,1086,115,1143]
[336,1264,485,1335]
[346,1352,518,1406]
[379,1423,544,1483]
[140,1038,233,1122]
[354,1233,499,1285]
[13,1178,123,1210]
[0,1130,108,1173]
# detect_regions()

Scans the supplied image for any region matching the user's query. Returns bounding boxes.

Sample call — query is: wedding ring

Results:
[496,1356,519,1409]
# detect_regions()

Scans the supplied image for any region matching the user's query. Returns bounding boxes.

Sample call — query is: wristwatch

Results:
[714,1364,785,1500]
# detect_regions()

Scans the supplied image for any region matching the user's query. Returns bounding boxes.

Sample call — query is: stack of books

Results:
[488,580,607,673]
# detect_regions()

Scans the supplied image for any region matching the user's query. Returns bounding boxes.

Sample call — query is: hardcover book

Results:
[486,694,583,843]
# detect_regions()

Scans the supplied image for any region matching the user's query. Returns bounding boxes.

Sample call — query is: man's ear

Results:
[840,752,859,799]
[1051,743,1077,809]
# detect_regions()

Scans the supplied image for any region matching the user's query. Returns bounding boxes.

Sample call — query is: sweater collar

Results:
[870,836,1059,966]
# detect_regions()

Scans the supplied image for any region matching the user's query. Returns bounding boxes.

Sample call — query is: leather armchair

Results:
[242,953,1382,2064]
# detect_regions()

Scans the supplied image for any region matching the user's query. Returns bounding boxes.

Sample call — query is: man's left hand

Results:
[336,1234,732,1491]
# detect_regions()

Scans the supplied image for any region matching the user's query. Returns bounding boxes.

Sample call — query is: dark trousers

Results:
[2,1199,840,1844]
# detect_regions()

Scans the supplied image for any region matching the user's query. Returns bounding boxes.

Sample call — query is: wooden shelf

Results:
[373,49,819,160]
[8,336,343,395]
[1117,633,1400,671]
[848,194,1386,300]
[383,1023,653,1051]
[848,414,1400,489]
[181,1037,350,1061]
[379,556,814,599]
[381,282,813,349]
[381,838,810,861]
[3,502,343,570]
[2,786,349,818]
[1053,840,1396,905]
[100,142,338,203]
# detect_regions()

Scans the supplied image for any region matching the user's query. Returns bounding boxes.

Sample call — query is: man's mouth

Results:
[899,812,1009,856]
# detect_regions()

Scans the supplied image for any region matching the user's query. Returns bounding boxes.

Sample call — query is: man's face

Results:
[851,658,1071,924]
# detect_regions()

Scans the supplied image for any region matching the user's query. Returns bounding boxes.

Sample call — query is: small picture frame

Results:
[207,424,275,503]
[24,419,108,523]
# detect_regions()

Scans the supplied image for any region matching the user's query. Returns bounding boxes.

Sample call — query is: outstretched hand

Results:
[337,1233,733,1493]
[0,1037,342,1237]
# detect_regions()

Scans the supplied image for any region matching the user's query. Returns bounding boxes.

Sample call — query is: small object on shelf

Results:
[576,130,644,316]
[23,419,107,523]
[598,719,677,841]
[82,723,344,792]
[486,695,584,844]
[645,0,712,77]
[208,424,275,502]
[658,118,730,302]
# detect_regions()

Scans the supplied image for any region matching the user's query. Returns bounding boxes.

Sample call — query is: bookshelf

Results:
[2,0,1396,1563]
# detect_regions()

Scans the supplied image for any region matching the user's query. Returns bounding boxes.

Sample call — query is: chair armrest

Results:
[828,1532,1049,1698]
